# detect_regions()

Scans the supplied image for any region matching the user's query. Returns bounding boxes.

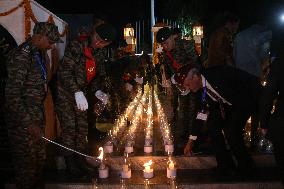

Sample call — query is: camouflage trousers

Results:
[7,126,45,189]
[56,100,88,156]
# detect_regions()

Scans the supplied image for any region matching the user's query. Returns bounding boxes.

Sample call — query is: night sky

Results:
[35,0,284,25]
[32,0,284,52]
[1,0,283,50]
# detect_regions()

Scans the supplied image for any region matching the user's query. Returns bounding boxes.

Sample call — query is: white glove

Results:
[125,83,133,91]
[134,76,143,84]
[170,75,177,84]
[95,90,109,105]
[75,91,88,111]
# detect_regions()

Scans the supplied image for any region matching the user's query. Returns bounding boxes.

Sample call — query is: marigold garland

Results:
[60,26,68,37]
[1,0,68,40]
[0,1,24,16]
[47,15,54,23]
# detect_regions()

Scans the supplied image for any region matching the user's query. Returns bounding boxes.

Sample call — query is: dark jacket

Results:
[189,65,261,136]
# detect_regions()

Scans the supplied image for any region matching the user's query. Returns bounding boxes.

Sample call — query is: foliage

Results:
[177,16,194,38]
[158,0,206,37]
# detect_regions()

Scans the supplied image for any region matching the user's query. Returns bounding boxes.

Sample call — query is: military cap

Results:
[174,63,200,85]
[156,27,173,43]
[33,22,63,43]
[96,23,117,42]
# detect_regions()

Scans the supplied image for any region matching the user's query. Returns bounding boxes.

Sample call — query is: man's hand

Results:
[75,91,88,111]
[95,90,109,105]
[27,122,42,142]
[125,83,133,91]
[162,79,171,88]
[184,139,194,156]
[134,76,143,84]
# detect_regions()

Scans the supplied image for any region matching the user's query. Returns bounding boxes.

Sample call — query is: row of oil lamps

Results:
[97,85,175,179]
[97,147,177,179]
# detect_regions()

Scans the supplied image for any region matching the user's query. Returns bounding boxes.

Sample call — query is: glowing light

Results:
[98,147,104,161]
[281,14,284,22]
[143,160,153,172]
[168,160,175,170]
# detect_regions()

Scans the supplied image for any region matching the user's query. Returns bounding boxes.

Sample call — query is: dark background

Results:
[35,0,284,27]
[35,0,284,49]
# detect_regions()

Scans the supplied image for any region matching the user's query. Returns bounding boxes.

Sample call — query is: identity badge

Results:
[196,112,208,121]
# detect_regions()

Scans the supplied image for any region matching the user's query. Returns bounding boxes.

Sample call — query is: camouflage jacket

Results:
[56,39,107,103]
[160,38,198,79]
[5,40,47,127]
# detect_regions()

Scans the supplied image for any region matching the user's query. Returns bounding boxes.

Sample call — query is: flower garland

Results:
[0,0,68,40]
[23,0,38,39]
[0,1,24,16]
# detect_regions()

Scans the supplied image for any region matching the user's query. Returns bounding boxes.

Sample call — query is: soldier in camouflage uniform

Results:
[5,22,63,189]
[156,27,199,154]
[55,23,116,176]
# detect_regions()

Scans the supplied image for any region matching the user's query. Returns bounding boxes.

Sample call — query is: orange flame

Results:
[143,160,152,167]
[98,147,104,160]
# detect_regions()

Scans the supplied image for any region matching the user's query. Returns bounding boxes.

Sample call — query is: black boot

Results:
[65,155,84,177]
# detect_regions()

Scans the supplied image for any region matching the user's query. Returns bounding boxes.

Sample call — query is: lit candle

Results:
[144,138,153,153]
[143,160,154,178]
[166,159,176,178]
[121,164,131,178]
[97,147,109,178]
[104,141,113,154]
[121,153,131,178]
[122,164,128,172]
[125,145,134,153]
[125,139,134,154]
[169,160,175,170]
[144,145,153,153]
[165,144,174,154]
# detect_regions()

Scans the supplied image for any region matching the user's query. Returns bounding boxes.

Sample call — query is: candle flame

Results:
[143,160,152,167]
[98,147,104,160]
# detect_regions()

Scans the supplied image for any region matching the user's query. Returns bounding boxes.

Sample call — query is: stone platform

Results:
[5,154,283,189]
[87,153,276,170]
[5,168,283,189]
[4,90,283,188]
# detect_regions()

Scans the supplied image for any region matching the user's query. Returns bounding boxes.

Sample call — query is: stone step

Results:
[5,168,283,189]
[6,183,283,189]
[4,154,281,189]
[86,154,276,171]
